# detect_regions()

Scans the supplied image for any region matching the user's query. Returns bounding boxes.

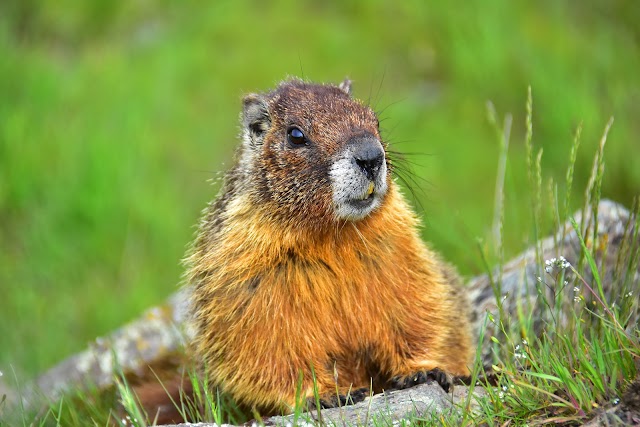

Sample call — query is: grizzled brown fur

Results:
[184,79,473,416]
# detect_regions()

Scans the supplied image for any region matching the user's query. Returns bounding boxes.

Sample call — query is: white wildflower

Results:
[514,343,528,360]
[559,256,571,269]
[544,256,571,273]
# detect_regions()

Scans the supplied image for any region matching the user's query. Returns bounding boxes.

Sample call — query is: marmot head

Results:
[238,79,389,230]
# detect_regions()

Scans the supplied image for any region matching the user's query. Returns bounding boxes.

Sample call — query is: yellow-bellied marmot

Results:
[185,78,473,416]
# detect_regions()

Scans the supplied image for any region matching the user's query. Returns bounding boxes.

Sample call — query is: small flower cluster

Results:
[513,341,528,361]
[544,256,571,273]
[573,286,581,302]
[120,415,139,426]
[495,383,516,402]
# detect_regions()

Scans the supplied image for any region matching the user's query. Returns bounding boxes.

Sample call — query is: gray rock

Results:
[160,384,487,427]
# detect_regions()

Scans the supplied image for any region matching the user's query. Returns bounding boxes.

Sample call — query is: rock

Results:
[159,383,487,427]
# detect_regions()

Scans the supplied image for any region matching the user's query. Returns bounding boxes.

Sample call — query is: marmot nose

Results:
[350,135,385,182]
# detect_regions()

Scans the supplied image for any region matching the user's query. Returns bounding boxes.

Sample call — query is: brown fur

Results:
[184,79,473,416]
[134,375,194,425]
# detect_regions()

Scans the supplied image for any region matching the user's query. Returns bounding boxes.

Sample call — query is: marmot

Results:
[185,79,473,416]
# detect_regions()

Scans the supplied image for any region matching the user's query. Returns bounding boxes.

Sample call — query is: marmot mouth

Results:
[365,181,375,198]
[346,192,376,208]
[356,184,376,201]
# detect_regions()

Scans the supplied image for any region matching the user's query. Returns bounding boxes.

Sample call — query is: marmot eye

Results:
[287,127,307,146]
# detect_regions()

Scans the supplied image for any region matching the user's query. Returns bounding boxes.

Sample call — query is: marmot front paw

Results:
[389,367,453,392]
[305,387,370,410]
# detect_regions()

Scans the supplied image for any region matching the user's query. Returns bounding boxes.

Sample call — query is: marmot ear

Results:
[338,78,352,96]
[242,94,271,141]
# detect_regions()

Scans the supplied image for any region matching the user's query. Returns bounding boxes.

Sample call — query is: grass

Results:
[461,101,640,425]
[1,1,639,425]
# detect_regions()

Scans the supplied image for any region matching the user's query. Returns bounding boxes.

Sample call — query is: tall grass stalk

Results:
[561,123,582,252]
[589,117,614,246]
[523,86,543,273]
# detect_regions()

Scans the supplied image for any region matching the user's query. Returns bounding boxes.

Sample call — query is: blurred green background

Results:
[1,0,639,381]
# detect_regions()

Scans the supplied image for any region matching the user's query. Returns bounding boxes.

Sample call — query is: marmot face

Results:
[239,80,389,227]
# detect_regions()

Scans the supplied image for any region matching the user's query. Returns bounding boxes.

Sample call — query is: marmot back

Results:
[186,79,473,416]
